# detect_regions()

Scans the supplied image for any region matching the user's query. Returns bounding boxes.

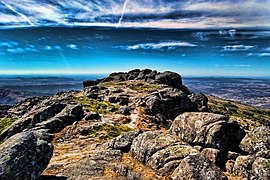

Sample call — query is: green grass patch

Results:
[209,101,270,130]
[0,117,19,134]
[101,81,162,91]
[88,123,132,140]
[71,96,117,114]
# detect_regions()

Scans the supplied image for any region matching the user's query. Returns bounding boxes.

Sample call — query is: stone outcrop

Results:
[240,126,270,154]
[109,130,142,152]
[233,154,270,179]
[130,131,198,175]
[170,153,227,180]
[0,69,268,180]
[143,88,197,120]
[170,112,245,151]
[0,130,53,180]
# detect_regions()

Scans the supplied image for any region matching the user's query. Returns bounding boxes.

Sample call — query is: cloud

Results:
[215,64,251,67]
[114,41,198,50]
[66,44,79,50]
[248,52,270,57]
[0,41,18,48]
[44,45,62,50]
[0,0,270,29]
[222,45,256,52]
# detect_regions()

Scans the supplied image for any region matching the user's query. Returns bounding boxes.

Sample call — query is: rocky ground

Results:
[0,69,269,180]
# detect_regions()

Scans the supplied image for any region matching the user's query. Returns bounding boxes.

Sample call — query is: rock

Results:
[109,130,142,152]
[83,80,99,88]
[136,69,152,80]
[201,148,226,168]
[252,157,270,180]
[233,154,270,179]
[233,155,255,178]
[225,160,235,174]
[154,71,182,89]
[227,151,239,160]
[0,130,53,180]
[108,96,129,106]
[130,131,198,175]
[61,149,122,179]
[144,88,197,120]
[0,103,66,141]
[78,128,89,136]
[117,106,131,116]
[35,117,65,133]
[84,112,101,121]
[170,112,245,150]
[188,93,208,111]
[170,153,227,180]
[55,104,84,125]
[240,126,270,154]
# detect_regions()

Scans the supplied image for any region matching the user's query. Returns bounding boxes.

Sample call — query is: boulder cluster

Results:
[0,69,269,180]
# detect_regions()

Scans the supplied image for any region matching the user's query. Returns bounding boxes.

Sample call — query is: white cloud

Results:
[114,41,198,50]
[247,52,270,57]
[0,0,270,29]
[222,45,256,52]
[66,44,79,50]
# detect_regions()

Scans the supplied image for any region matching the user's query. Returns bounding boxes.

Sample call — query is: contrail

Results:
[117,0,129,28]
[2,2,35,26]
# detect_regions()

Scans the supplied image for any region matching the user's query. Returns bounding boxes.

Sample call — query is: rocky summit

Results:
[0,69,269,180]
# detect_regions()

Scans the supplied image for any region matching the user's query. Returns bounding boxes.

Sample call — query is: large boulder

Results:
[144,88,197,120]
[240,126,270,154]
[153,71,182,89]
[0,130,53,180]
[130,131,198,175]
[170,112,245,150]
[233,154,270,179]
[109,130,142,152]
[170,153,227,180]
[188,93,208,111]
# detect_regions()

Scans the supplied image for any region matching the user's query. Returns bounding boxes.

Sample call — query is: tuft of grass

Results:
[71,96,117,114]
[0,117,19,135]
[88,123,132,140]
[100,81,162,91]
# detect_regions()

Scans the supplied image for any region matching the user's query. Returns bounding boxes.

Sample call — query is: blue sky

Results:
[0,1,270,76]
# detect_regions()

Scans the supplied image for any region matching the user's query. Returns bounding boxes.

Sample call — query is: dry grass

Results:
[122,153,162,180]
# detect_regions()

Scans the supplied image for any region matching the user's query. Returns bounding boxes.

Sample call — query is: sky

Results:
[0,0,270,76]
[0,0,270,29]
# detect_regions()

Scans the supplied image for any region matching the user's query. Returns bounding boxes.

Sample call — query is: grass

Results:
[88,123,132,140]
[71,96,117,114]
[0,117,19,135]
[100,81,162,91]
[208,96,270,130]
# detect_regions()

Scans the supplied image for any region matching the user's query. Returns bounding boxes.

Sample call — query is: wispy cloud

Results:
[248,52,270,57]
[215,64,251,67]
[0,0,270,29]
[2,2,35,26]
[114,41,198,50]
[222,45,256,52]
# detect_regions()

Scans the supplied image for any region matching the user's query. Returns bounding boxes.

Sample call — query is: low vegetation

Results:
[88,123,132,140]
[208,96,270,130]
[71,96,117,114]
[0,117,18,135]
[100,81,162,91]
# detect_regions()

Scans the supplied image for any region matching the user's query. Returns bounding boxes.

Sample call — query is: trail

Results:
[2,2,35,26]
[117,0,129,28]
